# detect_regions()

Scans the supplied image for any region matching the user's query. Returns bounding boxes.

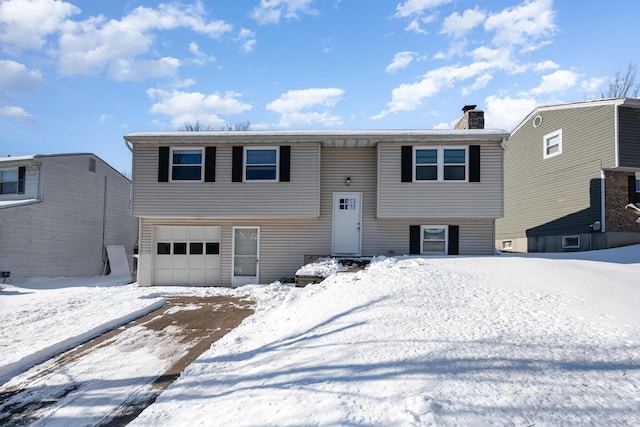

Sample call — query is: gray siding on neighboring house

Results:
[0,154,138,279]
[618,106,640,167]
[496,104,617,242]
[377,141,504,219]
[132,143,320,218]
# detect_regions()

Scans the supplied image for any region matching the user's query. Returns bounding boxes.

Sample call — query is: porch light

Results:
[345,177,352,186]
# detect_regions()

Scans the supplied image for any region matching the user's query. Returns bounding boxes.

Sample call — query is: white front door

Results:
[332,192,362,255]
[232,226,260,286]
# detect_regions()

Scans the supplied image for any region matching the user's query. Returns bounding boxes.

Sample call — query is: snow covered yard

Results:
[1,246,640,426]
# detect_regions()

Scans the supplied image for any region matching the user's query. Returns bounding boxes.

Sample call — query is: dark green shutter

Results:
[18,166,25,194]
[279,146,290,182]
[469,145,480,182]
[401,146,413,182]
[232,146,243,182]
[409,225,420,254]
[158,147,169,182]
[204,147,216,182]
[448,225,459,255]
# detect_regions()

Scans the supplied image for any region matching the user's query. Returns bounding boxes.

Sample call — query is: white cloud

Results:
[484,94,537,131]
[147,88,252,128]
[529,69,579,95]
[0,60,43,93]
[237,28,257,53]
[57,2,232,80]
[0,105,36,122]
[0,0,79,53]
[534,60,559,71]
[395,0,452,18]
[441,8,485,39]
[373,62,493,119]
[267,88,344,127]
[484,0,556,50]
[251,0,318,25]
[581,77,606,94]
[386,51,416,73]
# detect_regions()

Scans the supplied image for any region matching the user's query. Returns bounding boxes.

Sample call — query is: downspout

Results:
[102,175,109,274]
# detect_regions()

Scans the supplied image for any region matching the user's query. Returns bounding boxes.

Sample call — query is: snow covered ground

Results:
[1,246,640,426]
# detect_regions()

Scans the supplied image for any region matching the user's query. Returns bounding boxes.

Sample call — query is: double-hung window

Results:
[245,147,278,181]
[415,147,467,181]
[0,168,19,194]
[543,129,562,159]
[171,148,203,181]
[421,225,448,254]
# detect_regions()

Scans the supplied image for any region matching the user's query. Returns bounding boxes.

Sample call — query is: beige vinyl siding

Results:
[496,104,617,240]
[132,143,320,218]
[377,142,503,219]
[0,155,138,279]
[138,146,497,286]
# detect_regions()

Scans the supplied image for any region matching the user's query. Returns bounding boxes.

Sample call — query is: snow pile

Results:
[1,245,639,426]
[295,257,348,277]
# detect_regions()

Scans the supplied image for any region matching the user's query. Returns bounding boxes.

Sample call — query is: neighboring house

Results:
[496,98,640,253]
[124,110,508,287]
[0,153,138,280]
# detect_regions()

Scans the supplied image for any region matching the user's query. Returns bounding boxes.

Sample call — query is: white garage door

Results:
[154,226,220,286]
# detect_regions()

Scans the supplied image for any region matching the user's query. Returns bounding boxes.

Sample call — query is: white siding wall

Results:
[0,155,138,279]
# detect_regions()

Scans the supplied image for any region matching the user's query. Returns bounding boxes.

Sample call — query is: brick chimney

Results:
[455,104,484,129]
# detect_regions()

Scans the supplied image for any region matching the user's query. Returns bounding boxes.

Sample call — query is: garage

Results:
[153,226,220,286]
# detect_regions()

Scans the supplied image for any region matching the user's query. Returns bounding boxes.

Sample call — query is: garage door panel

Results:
[153,226,220,286]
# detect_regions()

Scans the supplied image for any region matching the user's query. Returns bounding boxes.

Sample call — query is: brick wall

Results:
[605,171,640,232]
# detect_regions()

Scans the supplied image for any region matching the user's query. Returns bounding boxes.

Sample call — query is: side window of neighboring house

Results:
[402,145,480,183]
[543,129,562,159]
[0,167,25,195]
[636,177,640,204]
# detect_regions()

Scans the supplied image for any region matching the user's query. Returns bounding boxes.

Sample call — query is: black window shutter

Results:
[232,146,243,182]
[469,145,481,182]
[401,146,413,182]
[279,146,290,182]
[158,147,169,182]
[409,225,421,254]
[18,166,25,194]
[448,225,460,255]
[204,147,216,182]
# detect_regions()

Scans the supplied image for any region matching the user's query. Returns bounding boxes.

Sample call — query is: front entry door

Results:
[232,226,259,286]
[332,192,362,255]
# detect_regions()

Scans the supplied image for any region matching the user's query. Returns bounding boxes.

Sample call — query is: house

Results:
[124,111,508,287]
[0,153,138,280]
[496,98,640,253]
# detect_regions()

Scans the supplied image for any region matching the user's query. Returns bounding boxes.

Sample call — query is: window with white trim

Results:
[171,148,203,181]
[562,235,580,249]
[415,147,467,181]
[245,147,278,181]
[501,240,513,250]
[636,173,640,204]
[0,168,19,194]
[543,129,562,159]
[421,225,448,254]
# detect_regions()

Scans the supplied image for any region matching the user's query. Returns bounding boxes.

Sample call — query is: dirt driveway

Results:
[0,295,254,426]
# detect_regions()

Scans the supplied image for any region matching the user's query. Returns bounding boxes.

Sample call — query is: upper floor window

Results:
[543,129,562,159]
[0,168,19,194]
[245,147,278,181]
[414,147,467,181]
[171,148,203,181]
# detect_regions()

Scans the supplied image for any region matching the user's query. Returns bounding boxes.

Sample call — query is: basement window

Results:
[501,240,513,250]
[562,236,580,249]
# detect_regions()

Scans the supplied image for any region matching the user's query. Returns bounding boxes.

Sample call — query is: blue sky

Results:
[1,0,639,175]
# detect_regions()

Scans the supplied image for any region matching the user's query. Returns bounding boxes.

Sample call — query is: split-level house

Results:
[496,98,640,252]
[125,111,508,287]
[0,153,138,280]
